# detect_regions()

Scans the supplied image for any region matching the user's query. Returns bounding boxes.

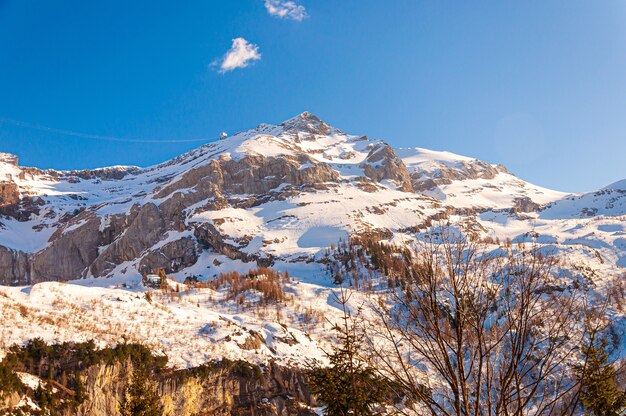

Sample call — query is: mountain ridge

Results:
[0,112,624,285]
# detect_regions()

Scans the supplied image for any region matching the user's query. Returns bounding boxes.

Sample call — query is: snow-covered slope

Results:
[0,278,342,369]
[398,146,567,208]
[0,112,625,379]
[0,112,624,287]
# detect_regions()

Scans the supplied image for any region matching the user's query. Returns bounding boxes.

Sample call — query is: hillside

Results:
[1,113,625,415]
[1,112,623,286]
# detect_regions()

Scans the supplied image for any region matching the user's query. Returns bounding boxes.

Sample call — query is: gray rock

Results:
[90,203,166,277]
[360,142,414,192]
[512,197,540,213]
[0,245,30,285]
[31,215,102,281]
[138,237,198,275]
[280,111,334,136]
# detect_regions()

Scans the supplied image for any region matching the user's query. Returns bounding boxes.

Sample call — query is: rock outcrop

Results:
[138,237,198,275]
[410,158,507,191]
[0,245,30,285]
[0,153,19,166]
[69,166,141,181]
[2,357,317,416]
[280,111,334,136]
[89,203,167,277]
[512,196,541,213]
[360,142,414,192]
[30,214,102,281]
[2,112,611,285]
[0,391,21,412]
[0,181,19,206]
[155,154,339,202]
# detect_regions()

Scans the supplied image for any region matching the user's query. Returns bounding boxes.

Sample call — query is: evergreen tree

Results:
[308,287,387,416]
[119,365,164,416]
[576,339,626,416]
[34,382,57,414]
[0,363,25,396]
[74,375,87,404]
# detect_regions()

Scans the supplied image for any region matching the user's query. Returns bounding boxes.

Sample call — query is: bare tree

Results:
[364,229,592,416]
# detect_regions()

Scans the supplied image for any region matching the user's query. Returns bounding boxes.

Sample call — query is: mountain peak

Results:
[0,152,18,166]
[279,111,336,135]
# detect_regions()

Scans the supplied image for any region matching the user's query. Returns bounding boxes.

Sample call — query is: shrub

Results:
[209,267,290,306]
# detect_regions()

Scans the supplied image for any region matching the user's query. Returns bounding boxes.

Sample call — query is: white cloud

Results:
[264,0,307,21]
[213,38,262,74]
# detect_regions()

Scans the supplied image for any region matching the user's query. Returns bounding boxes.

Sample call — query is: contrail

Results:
[0,117,213,144]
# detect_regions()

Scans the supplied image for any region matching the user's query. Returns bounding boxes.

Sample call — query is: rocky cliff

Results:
[1,341,317,416]
[73,360,315,416]
[0,112,624,285]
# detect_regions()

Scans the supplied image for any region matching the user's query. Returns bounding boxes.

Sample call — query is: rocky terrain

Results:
[0,113,625,415]
[0,340,316,416]
[1,112,623,287]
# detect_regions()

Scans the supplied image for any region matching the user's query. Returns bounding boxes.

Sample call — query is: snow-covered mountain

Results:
[1,112,625,416]
[0,112,624,286]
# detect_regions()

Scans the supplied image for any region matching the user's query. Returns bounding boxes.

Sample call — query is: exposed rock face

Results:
[0,196,44,221]
[154,159,223,201]
[280,111,334,136]
[0,391,21,411]
[0,153,19,166]
[410,159,504,191]
[512,196,540,213]
[0,346,316,416]
[138,237,198,275]
[68,166,141,181]
[0,245,30,285]
[193,222,254,263]
[156,154,339,202]
[0,181,19,206]
[360,143,414,192]
[445,160,499,181]
[66,360,315,416]
[30,215,102,282]
[90,203,166,277]
[411,177,438,192]
[220,155,339,195]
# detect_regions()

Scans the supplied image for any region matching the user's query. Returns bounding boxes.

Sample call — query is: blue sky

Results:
[0,0,624,192]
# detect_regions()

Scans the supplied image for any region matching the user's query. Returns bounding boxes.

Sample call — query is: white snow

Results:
[0,112,624,376]
[0,278,373,369]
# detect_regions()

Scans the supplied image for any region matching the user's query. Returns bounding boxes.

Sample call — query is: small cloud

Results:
[264,0,307,21]
[213,38,261,74]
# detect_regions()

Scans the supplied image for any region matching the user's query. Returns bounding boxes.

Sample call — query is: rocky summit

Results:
[0,112,624,286]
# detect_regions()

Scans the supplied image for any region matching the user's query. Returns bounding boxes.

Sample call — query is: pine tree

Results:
[74,375,87,404]
[308,286,387,416]
[34,382,56,412]
[576,339,626,416]
[119,365,164,416]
